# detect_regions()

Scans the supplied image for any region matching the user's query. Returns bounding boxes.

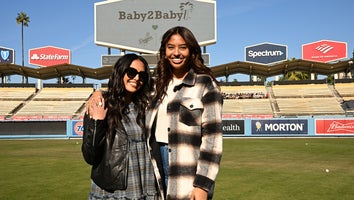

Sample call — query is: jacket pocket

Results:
[179,98,203,126]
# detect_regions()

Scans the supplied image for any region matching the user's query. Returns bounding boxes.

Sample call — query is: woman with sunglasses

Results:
[82,53,159,199]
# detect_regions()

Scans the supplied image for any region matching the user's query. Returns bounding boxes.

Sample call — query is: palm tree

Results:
[16,12,30,83]
[279,71,310,81]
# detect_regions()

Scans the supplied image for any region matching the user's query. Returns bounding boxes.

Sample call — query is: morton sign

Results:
[94,0,216,53]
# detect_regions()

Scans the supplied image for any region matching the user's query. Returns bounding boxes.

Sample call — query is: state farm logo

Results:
[302,40,347,63]
[29,46,71,67]
[30,53,68,60]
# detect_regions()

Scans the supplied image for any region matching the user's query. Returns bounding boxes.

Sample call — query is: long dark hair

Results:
[104,53,151,142]
[153,26,216,104]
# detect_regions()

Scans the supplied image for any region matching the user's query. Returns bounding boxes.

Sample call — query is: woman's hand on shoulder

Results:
[86,91,107,120]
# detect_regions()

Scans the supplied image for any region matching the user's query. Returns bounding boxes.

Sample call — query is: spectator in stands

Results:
[81,54,159,199]
[148,26,223,200]
[221,91,267,99]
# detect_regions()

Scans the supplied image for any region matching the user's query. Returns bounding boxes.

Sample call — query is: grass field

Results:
[1,138,354,200]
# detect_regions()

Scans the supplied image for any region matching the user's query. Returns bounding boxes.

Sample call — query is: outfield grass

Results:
[0,139,91,200]
[1,138,354,200]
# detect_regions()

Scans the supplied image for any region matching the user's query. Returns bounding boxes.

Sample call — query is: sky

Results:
[1,0,354,84]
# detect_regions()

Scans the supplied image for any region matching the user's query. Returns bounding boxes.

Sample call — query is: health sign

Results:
[0,46,15,64]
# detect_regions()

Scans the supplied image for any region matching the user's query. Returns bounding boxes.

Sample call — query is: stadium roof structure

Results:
[0,58,353,81]
[0,63,112,80]
[211,58,354,78]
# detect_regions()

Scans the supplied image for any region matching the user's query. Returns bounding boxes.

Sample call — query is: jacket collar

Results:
[173,68,196,92]
[181,68,196,86]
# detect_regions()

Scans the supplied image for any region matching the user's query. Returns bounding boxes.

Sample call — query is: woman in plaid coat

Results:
[146,26,223,200]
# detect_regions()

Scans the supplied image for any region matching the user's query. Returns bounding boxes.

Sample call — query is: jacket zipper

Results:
[92,119,97,147]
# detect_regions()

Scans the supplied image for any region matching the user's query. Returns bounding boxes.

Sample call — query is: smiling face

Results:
[165,33,190,79]
[123,59,146,95]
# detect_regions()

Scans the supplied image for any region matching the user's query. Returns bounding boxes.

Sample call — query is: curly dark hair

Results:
[153,26,216,105]
[103,53,151,143]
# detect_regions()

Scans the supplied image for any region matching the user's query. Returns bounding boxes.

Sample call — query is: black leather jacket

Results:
[81,114,129,192]
[82,114,106,166]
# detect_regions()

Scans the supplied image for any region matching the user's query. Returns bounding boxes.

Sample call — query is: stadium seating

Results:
[0,82,351,119]
[16,100,85,117]
[334,83,354,100]
[0,87,36,100]
[34,87,94,100]
[272,84,333,98]
[3,87,94,120]
[0,100,24,116]
[221,85,272,115]
[272,84,344,116]
[275,97,344,116]
[220,83,347,117]
[223,99,273,114]
[0,87,37,117]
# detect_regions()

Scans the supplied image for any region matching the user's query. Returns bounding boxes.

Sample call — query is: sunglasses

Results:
[125,67,148,82]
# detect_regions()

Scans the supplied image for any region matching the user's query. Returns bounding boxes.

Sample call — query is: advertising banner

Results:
[95,0,216,53]
[29,46,71,67]
[222,120,244,135]
[316,119,354,135]
[244,42,287,64]
[72,120,84,137]
[251,119,308,135]
[302,40,347,63]
[0,46,15,64]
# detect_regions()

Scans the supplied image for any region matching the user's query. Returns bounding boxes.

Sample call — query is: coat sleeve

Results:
[193,78,223,192]
[81,113,107,166]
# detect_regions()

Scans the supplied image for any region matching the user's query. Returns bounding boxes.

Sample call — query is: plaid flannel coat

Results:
[146,69,223,200]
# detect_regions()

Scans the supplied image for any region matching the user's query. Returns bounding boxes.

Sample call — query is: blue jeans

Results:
[159,144,169,189]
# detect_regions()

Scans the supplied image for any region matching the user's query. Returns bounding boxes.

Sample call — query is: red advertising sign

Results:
[316,119,354,135]
[302,40,347,63]
[73,121,83,136]
[29,46,71,67]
